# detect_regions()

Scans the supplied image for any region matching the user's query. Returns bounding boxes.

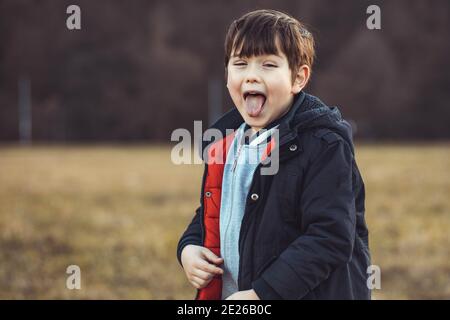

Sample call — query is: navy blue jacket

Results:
[177,91,371,300]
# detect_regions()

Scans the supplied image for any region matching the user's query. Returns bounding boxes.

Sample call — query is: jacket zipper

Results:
[231,142,243,173]
[199,163,208,245]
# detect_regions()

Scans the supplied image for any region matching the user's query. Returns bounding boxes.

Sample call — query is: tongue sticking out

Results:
[244,94,266,117]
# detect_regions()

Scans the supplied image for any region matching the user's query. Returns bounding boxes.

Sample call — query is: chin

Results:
[246,118,268,129]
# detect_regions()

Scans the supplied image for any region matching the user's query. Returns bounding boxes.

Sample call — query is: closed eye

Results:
[264,64,278,68]
[233,62,247,66]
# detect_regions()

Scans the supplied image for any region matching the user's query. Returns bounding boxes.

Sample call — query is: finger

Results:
[193,269,214,281]
[189,276,201,289]
[202,249,224,265]
[189,277,201,289]
[196,260,223,275]
[191,275,209,289]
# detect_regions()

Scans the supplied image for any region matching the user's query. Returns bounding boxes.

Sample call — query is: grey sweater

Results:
[220,122,279,299]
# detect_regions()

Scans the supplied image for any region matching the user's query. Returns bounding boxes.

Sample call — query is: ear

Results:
[291,65,310,94]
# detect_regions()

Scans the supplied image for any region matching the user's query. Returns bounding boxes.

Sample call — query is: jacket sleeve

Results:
[252,136,356,299]
[176,205,203,267]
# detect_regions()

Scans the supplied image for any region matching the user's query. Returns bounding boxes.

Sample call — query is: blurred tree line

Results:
[0,0,449,142]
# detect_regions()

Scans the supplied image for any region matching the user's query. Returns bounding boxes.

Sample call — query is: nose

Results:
[244,64,261,84]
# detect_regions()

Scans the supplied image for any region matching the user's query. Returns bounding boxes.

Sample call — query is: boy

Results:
[177,9,370,300]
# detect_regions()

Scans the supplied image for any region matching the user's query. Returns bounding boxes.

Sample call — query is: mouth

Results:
[242,90,267,117]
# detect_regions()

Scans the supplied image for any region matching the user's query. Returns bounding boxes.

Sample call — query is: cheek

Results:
[268,77,292,100]
[227,74,241,96]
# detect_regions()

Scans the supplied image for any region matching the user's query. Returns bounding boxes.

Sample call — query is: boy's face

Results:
[226,41,307,133]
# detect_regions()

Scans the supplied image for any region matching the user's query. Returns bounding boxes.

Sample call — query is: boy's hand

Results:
[226,289,260,300]
[181,244,224,290]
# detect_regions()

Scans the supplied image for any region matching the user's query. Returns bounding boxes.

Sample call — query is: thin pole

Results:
[18,76,32,144]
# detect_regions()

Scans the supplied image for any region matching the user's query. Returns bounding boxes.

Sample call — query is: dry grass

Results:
[0,144,448,299]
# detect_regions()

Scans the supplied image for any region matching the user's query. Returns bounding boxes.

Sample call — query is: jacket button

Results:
[250,193,259,201]
[289,144,298,152]
[205,191,212,198]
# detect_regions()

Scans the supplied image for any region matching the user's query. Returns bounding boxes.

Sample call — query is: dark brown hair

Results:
[224,9,315,83]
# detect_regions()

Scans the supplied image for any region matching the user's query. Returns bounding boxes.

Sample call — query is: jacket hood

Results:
[287,91,355,154]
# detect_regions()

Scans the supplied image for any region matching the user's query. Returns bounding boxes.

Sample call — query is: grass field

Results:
[0,144,448,299]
